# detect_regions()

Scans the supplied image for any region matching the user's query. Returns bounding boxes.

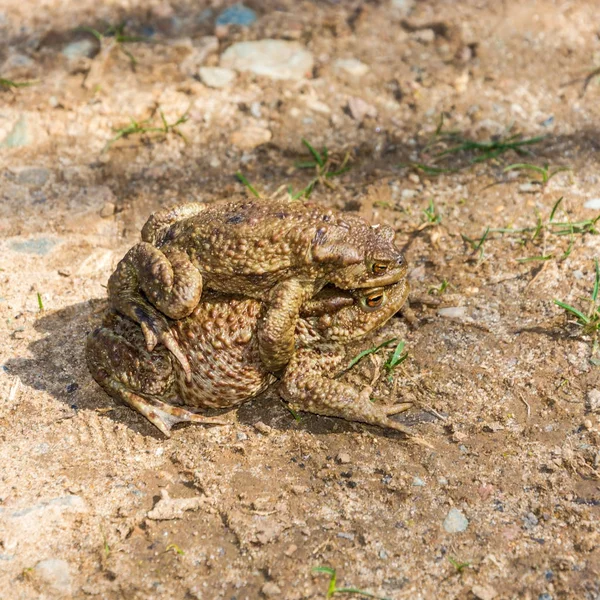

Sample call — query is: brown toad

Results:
[107,198,406,375]
[86,279,412,437]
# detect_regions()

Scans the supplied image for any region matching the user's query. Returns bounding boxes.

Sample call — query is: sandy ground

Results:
[1,1,599,598]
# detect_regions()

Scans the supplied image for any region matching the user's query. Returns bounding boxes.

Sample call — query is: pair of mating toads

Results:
[86,197,413,438]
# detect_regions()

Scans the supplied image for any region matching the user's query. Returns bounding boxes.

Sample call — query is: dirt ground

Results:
[1,0,599,598]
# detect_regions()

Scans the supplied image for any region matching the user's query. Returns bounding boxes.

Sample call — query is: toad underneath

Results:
[86,279,412,437]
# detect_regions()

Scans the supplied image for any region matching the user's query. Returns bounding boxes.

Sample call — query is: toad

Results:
[87,278,412,438]
[107,198,406,375]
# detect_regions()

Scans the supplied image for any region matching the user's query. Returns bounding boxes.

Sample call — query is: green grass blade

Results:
[593,258,600,303]
[344,338,398,372]
[302,139,324,167]
[554,300,590,324]
[549,196,564,222]
[516,255,553,262]
[235,172,260,198]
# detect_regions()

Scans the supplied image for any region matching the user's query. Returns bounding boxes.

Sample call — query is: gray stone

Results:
[62,38,97,60]
[1,115,30,148]
[587,389,600,413]
[199,66,236,88]
[412,476,425,487]
[15,167,50,187]
[215,3,257,27]
[33,559,71,594]
[10,238,57,256]
[443,508,469,533]
[522,511,538,529]
[220,39,314,80]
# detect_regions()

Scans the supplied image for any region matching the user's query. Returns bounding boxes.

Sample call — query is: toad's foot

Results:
[280,365,429,446]
[100,379,229,437]
[118,386,229,437]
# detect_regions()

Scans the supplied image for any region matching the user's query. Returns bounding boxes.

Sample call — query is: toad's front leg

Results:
[279,347,416,438]
[108,242,202,378]
[257,279,315,373]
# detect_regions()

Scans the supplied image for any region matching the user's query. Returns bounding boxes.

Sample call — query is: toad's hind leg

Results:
[86,324,228,437]
[98,379,229,437]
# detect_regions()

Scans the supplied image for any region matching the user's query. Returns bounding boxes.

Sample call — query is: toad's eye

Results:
[362,292,385,310]
[372,262,388,275]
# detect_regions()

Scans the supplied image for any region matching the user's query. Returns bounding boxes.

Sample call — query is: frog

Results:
[86,277,413,438]
[107,198,407,376]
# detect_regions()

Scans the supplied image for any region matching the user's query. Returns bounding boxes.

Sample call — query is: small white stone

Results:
[199,66,236,88]
[587,389,600,413]
[33,559,71,595]
[438,306,467,319]
[333,58,369,79]
[221,39,314,80]
[584,198,600,210]
[443,508,469,533]
[401,189,418,199]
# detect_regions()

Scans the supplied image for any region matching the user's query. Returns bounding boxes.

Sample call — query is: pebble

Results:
[584,198,600,210]
[15,167,50,187]
[62,38,97,60]
[412,476,425,487]
[538,594,553,600]
[147,489,205,520]
[438,476,449,486]
[261,582,281,597]
[230,126,272,150]
[99,202,116,218]
[333,58,369,80]
[33,559,71,595]
[379,549,388,559]
[587,389,600,413]
[220,39,314,80]
[443,508,469,533]
[336,452,351,464]
[347,97,377,121]
[236,431,248,441]
[199,66,236,88]
[10,238,57,256]
[438,306,467,319]
[471,584,498,600]
[1,115,31,148]
[411,29,436,44]
[215,3,257,27]
[522,512,539,529]
[284,544,298,556]
[401,189,418,199]
[254,421,272,434]
[519,182,539,193]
